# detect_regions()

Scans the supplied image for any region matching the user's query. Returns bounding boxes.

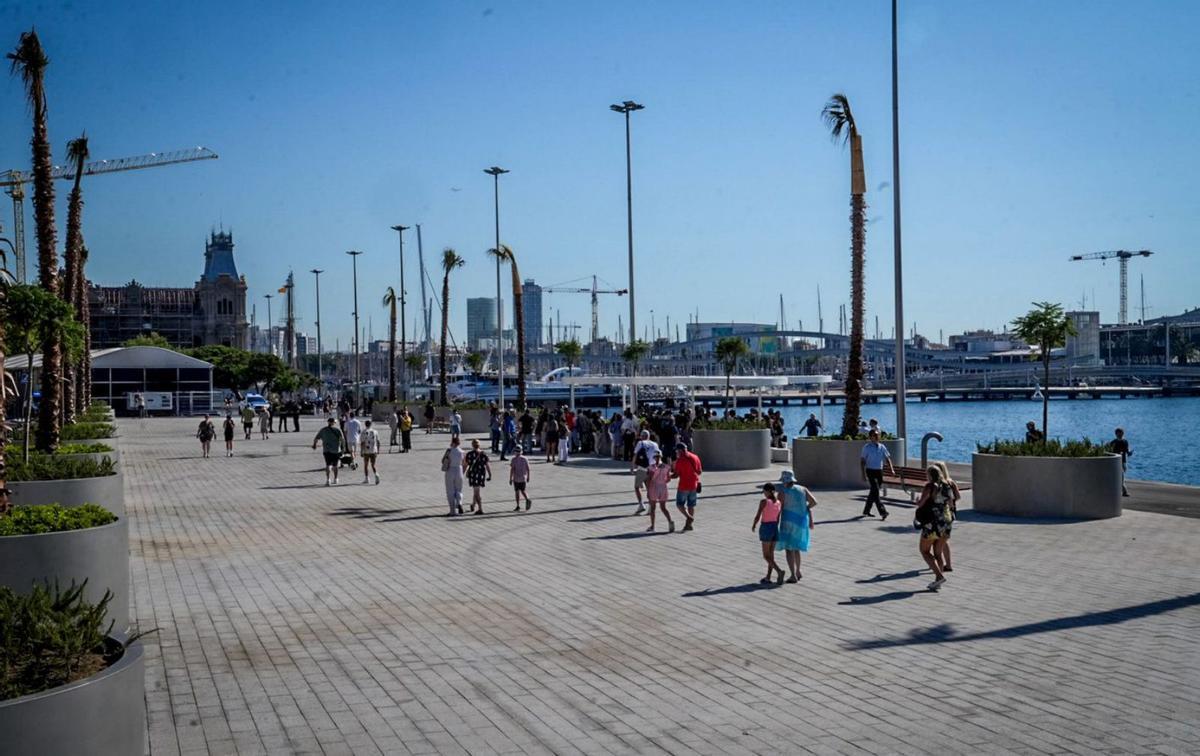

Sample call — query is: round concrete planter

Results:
[58,449,120,466]
[972,452,1122,519]
[691,429,771,470]
[9,470,125,516]
[792,438,907,488]
[0,637,145,755]
[0,517,129,631]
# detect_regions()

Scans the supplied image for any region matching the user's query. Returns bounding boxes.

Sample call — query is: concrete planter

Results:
[0,518,129,630]
[437,407,491,434]
[972,452,1122,519]
[9,470,125,517]
[792,438,907,488]
[691,429,771,470]
[0,637,145,755]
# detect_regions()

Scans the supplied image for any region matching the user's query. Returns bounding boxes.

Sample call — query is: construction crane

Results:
[543,275,628,344]
[1068,249,1152,325]
[0,146,219,282]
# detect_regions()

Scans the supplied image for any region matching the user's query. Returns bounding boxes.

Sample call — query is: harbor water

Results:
[774,396,1200,486]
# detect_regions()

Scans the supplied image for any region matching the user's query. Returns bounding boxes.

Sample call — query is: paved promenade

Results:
[125,417,1200,755]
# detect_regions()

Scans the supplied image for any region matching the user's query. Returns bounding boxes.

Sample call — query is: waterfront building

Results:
[1066,311,1102,365]
[88,230,249,349]
[948,329,1025,354]
[520,279,543,349]
[684,322,780,355]
[466,297,499,351]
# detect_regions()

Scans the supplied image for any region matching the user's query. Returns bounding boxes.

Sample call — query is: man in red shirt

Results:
[671,442,703,532]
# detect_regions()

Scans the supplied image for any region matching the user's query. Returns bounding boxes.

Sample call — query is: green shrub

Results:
[0,582,150,701]
[61,422,117,440]
[6,455,117,481]
[5,442,113,456]
[77,407,114,422]
[976,438,1112,458]
[0,504,116,536]
[693,417,770,431]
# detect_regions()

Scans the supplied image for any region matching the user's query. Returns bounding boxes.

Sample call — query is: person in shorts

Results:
[671,442,703,532]
[312,417,346,486]
[345,412,363,468]
[196,415,215,458]
[509,446,532,511]
[222,413,236,457]
[241,404,255,440]
[630,430,660,515]
[360,419,381,485]
[752,483,785,585]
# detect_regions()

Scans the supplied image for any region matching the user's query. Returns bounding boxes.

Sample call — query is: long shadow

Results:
[581,531,669,541]
[838,590,926,606]
[856,569,926,584]
[877,525,916,535]
[950,510,1084,526]
[570,513,636,523]
[374,498,636,523]
[682,582,782,598]
[260,483,332,490]
[818,516,869,525]
[329,507,406,519]
[846,592,1200,650]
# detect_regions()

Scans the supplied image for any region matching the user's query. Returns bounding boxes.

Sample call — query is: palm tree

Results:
[486,244,527,409]
[10,30,62,452]
[714,336,751,411]
[60,133,89,424]
[465,352,485,400]
[78,245,92,409]
[822,93,868,438]
[1012,302,1076,439]
[0,248,14,515]
[555,338,583,410]
[404,353,425,389]
[438,248,465,405]
[382,286,398,402]
[621,339,650,411]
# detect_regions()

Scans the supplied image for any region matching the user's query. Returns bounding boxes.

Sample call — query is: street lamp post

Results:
[390,225,410,402]
[611,99,644,408]
[264,294,274,356]
[484,166,509,408]
[347,250,364,408]
[891,0,908,450]
[310,269,324,392]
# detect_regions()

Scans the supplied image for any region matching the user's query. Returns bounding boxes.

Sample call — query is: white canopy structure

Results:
[561,374,833,422]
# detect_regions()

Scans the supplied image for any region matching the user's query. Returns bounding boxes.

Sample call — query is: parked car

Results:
[243,393,270,412]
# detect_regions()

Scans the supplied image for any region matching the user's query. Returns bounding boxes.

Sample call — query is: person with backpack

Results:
[196,415,216,458]
[222,413,236,457]
[913,465,955,591]
[630,430,660,515]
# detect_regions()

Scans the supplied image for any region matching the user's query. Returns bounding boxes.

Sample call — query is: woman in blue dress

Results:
[775,471,817,582]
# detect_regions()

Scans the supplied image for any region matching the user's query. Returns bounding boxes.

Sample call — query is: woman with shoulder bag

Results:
[913,465,954,591]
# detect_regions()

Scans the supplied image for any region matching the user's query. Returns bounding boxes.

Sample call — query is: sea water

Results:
[775,396,1200,486]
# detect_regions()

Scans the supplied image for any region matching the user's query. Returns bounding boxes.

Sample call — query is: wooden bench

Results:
[881,465,972,501]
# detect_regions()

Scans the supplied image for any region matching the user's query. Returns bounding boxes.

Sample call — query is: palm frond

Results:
[8,30,48,87]
[382,286,396,306]
[441,247,465,273]
[67,133,89,166]
[821,93,855,144]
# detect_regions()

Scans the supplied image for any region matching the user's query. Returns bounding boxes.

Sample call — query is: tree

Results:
[10,30,63,452]
[0,248,13,514]
[714,336,751,411]
[64,135,90,415]
[404,353,425,388]
[382,287,398,402]
[187,345,250,390]
[822,93,868,437]
[245,352,286,393]
[438,248,465,405]
[555,339,583,411]
[488,244,527,409]
[465,351,485,375]
[621,339,650,410]
[3,284,85,458]
[78,246,92,410]
[1011,302,1076,439]
[123,332,172,349]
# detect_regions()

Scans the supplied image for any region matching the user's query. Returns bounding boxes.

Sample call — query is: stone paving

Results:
[124,416,1200,755]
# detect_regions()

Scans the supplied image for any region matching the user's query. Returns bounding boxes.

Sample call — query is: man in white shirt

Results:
[630,430,661,515]
[345,412,363,468]
[360,419,381,485]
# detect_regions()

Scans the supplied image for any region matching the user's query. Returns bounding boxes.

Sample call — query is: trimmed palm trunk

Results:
[78,246,92,410]
[10,31,62,452]
[509,257,526,410]
[438,249,464,405]
[61,136,88,425]
[383,287,397,402]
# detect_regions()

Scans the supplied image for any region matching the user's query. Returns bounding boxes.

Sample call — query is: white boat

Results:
[448,368,620,404]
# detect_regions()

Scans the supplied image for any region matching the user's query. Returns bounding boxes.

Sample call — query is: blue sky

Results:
[1,0,1197,348]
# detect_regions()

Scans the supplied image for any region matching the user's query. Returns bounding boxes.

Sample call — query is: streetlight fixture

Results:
[264,294,274,356]
[484,166,509,408]
[610,99,644,407]
[346,250,364,408]
[310,268,324,391]
[390,225,410,402]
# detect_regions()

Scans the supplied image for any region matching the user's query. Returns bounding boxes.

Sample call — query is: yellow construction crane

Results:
[0,146,219,282]
[543,275,628,344]
[1068,249,1152,325]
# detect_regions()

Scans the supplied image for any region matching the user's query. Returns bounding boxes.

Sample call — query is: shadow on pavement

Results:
[682,582,782,597]
[838,590,927,606]
[581,530,670,541]
[818,516,869,525]
[856,569,926,584]
[846,592,1200,649]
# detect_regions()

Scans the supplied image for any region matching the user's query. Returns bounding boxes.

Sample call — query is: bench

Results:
[881,465,972,502]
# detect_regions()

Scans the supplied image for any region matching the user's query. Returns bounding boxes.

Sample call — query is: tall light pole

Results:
[484,166,509,408]
[264,294,274,356]
[347,250,364,407]
[611,99,644,407]
[891,0,908,450]
[390,225,410,401]
[310,269,324,391]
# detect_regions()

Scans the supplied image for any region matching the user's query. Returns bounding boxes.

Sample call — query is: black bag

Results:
[635,446,650,468]
[914,501,935,527]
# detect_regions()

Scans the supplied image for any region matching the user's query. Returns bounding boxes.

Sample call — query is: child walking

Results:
[752,483,785,585]
[645,452,674,533]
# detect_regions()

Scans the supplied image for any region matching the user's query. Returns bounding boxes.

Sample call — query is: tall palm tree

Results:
[487,244,527,409]
[438,248,465,405]
[78,245,92,409]
[60,133,88,424]
[9,30,62,452]
[822,93,867,437]
[714,336,751,411]
[382,286,398,402]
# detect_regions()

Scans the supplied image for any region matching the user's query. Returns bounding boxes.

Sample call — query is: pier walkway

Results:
[124,417,1200,754]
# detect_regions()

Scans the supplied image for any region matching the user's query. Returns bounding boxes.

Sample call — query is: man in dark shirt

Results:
[803,413,822,437]
[1025,421,1045,444]
[1109,427,1132,497]
[518,409,535,454]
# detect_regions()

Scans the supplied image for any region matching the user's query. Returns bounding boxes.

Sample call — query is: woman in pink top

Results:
[751,483,785,585]
[645,452,675,533]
